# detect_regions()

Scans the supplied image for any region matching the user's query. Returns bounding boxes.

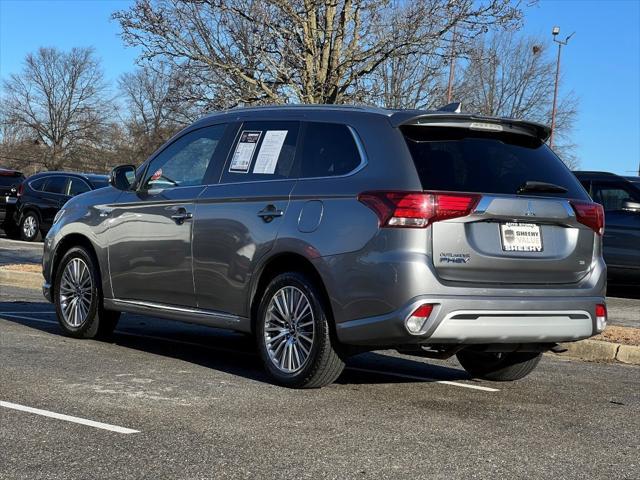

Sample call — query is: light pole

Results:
[550,26,575,149]
[446,25,457,104]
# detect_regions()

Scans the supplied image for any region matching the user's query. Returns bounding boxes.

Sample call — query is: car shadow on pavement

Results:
[0,303,471,387]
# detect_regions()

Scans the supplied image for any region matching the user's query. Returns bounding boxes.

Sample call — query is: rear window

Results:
[0,173,24,187]
[402,126,588,199]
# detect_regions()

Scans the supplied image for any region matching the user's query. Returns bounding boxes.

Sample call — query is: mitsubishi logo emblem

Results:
[524,201,536,216]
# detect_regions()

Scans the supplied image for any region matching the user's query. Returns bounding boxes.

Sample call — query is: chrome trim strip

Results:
[110,298,244,323]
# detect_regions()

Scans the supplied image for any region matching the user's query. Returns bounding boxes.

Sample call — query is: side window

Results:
[68,178,91,196]
[300,122,362,178]
[30,178,47,191]
[43,176,68,194]
[593,182,640,211]
[221,121,300,183]
[142,124,226,190]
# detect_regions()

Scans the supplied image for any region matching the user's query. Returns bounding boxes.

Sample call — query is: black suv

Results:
[574,171,640,282]
[14,172,108,241]
[0,168,25,236]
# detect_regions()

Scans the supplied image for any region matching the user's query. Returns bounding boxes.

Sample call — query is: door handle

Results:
[257,205,284,223]
[171,208,193,224]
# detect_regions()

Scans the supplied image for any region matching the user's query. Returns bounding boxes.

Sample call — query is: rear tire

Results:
[19,212,40,242]
[54,246,120,339]
[256,272,345,388]
[456,350,542,381]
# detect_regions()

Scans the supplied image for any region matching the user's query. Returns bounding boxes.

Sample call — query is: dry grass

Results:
[593,325,640,346]
[2,263,41,273]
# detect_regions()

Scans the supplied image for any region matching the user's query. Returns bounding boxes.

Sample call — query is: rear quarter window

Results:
[402,126,588,200]
[29,177,47,191]
[299,122,362,178]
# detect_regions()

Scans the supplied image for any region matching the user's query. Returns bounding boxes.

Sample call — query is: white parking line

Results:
[347,367,499,392]
[0,312,499,392]
[0,401,139,434]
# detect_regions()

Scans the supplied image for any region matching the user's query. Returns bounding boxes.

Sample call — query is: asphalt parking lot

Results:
[1,238,639,479]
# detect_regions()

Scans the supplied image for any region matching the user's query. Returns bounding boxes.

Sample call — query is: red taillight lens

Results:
[595,303,607,332]
[570,201,605,235]
[406,303,436,333]
[16,183,24,197]
[358,191,480,228]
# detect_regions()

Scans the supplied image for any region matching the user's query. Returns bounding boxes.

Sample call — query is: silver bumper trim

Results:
[429,309,593,343]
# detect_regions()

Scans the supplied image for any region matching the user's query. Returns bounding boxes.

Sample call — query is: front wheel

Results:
[54,246,120,339]
[456,350,542,381]
[256,272,345,388]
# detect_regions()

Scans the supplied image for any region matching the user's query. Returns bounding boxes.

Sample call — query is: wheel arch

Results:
[51,233,103,294]
[249,252,334,335]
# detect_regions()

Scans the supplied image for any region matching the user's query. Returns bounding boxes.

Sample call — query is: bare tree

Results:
[118,62,187,163]
[113,0,526,108]
[455,32,579,167]
[2,47,113,171]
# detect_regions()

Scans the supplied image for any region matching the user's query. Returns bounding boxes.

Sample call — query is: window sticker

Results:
[229,130,262,173]
[253,130,288,175]
[150,168,163,181]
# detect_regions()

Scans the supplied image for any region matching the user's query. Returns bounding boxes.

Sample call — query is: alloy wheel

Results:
[263,286,315,373]
[59,258,93,327]
[22,215,37,239]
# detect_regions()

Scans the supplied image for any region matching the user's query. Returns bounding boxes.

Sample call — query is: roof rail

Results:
[437,102,462,113]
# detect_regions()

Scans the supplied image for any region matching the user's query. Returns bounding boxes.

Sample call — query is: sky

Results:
[0,0,639,176]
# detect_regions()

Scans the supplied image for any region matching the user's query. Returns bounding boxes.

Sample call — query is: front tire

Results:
[456,350,542,381]
[20,212,40,242]
[256,272,345,388]
[54,246,120,339]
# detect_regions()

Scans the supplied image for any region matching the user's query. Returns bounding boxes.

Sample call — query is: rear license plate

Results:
[500,222,543,252]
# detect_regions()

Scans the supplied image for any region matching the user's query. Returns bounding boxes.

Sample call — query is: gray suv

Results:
[42,105,607,388]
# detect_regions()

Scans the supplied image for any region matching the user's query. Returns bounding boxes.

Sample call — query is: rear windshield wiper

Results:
[517,181,568,194]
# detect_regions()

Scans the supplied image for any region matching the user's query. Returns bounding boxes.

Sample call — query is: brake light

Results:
[358,191,480,228]
[595,303,607,332]
[570,201,604,235]
[16,183,24,197]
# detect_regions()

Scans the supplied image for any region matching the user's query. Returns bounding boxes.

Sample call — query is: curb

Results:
[556,339,640,365]
[0,268,43,290]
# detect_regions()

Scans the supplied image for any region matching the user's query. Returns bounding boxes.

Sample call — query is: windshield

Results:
[401,126,589,200]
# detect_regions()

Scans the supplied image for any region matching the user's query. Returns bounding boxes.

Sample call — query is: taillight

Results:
[405,303,436,333]
[358,191,480,228]
[595,303,607,332]
[570,201,604,235]
[16,183,24,197]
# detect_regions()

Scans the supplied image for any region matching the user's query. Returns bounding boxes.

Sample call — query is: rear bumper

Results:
[335,295,604,347]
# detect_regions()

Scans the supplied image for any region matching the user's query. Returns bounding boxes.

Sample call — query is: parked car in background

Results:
[625,176,640,188]
[574,171,640,282]
[0,168,25,237]
[42,105,607,388]
[14,172,109,241]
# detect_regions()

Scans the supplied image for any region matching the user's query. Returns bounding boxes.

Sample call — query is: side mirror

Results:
[622,200,640,213]
[109,165,136,191]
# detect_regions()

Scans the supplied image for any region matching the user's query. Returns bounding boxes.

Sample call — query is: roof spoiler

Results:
[390,111,551,142]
